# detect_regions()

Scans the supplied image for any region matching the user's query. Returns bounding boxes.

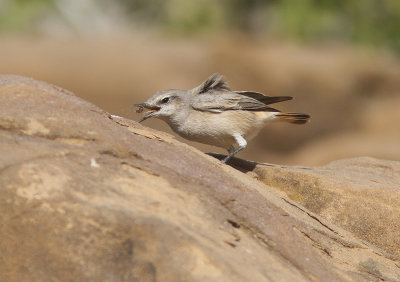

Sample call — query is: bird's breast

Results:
[167,109,277,148]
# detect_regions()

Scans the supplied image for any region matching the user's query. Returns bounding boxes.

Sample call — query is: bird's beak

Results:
[134,103,161,123]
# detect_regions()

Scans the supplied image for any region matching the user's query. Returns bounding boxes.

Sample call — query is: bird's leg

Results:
[222,134,247,163]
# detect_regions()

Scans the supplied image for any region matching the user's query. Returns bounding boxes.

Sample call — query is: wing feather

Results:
[235,91,293,105]
[191,92,280,112]
[193,73,231,95]
[190,74,292,113]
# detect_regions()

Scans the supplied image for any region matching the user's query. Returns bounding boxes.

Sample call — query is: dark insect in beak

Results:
[134,103,161,122]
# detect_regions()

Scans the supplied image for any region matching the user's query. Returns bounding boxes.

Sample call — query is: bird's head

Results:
[134,90,186,122]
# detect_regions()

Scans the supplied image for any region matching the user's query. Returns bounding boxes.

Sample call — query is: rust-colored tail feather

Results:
[276,113,310,124]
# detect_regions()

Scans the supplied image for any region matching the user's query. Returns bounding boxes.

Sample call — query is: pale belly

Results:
[168,110,277,149]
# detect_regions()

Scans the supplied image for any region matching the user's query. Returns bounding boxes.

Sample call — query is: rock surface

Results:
[234,157,400,260]
[1,75,400,281]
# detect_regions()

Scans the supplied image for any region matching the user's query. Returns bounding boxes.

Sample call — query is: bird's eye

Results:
[161,97,170,104]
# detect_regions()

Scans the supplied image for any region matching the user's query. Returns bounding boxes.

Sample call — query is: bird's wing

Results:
[191,91,280,113]
[192,73,231,95]
[191,74,292,112]
[234,91,293,105]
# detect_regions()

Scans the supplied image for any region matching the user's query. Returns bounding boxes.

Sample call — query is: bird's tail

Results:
[276,113,310,124]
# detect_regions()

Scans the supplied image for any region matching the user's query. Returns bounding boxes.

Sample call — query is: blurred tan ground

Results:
[1,34,399,165]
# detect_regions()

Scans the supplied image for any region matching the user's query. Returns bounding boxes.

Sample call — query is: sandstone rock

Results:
[236,157,400,261]
[1,75,400,281]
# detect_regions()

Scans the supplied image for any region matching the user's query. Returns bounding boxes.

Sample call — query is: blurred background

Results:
[1,0,399,166]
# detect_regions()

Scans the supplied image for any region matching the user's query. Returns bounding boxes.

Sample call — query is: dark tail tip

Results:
[277,113,310,124]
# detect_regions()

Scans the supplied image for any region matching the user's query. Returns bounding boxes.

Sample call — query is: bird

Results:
[134,73,310,163]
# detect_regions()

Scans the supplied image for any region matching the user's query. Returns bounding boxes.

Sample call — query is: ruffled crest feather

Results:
[194,73,231,94]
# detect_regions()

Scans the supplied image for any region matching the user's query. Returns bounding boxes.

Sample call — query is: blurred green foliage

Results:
[0,0,55,32]
[271,0,400,48]
[1,0,400,49]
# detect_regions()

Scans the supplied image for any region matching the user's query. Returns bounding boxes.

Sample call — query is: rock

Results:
[1,75,400,281]
[236,157,400,261]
